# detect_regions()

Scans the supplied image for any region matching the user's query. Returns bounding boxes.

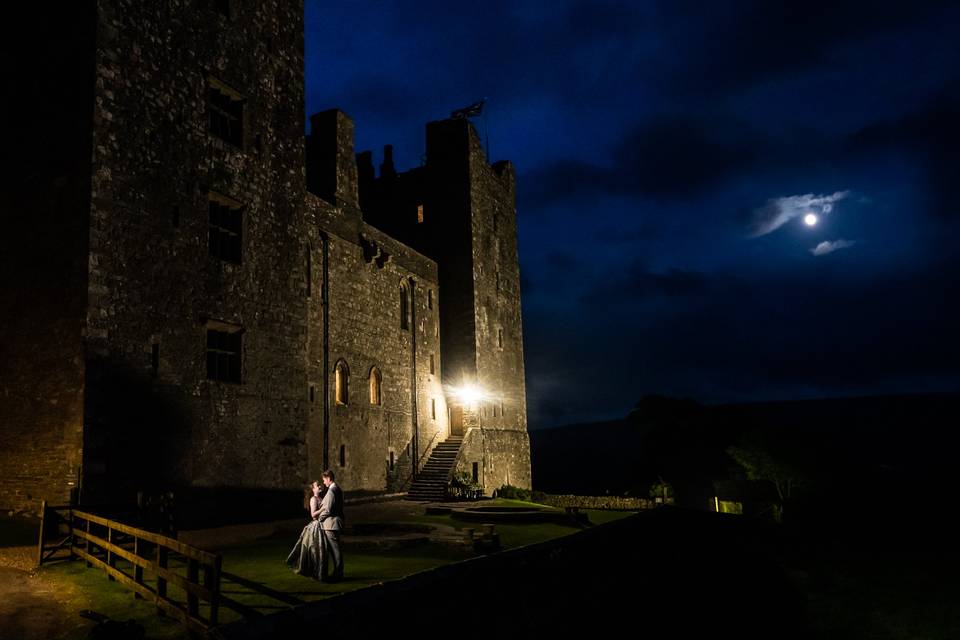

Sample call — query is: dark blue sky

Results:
[304,1,960,428]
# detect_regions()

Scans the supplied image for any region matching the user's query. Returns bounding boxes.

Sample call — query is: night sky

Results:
[303,1,960,429]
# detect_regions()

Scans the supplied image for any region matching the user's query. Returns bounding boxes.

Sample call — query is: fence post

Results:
[187,558,200,619]
[36,500,47,567]
[67,506,75,560]
[156,544,168,616]
[205,555,222,626]
[85,517,92,568]
[107,526,115,581]
[133,536,143,599]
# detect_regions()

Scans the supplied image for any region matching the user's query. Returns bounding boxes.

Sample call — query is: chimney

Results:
[380,144,396,179]
[356,150,374,212]
[306,109,359,208]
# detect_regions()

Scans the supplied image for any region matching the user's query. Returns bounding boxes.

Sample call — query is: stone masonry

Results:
[0,0,530,516]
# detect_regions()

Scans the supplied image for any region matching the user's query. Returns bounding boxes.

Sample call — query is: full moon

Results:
[804,213,819,226]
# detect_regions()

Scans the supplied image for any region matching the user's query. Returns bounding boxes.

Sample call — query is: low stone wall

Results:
[536,494,656,511]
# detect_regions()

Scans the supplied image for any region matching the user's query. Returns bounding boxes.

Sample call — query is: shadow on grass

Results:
[0,515,39,548]
[219,570,305,617]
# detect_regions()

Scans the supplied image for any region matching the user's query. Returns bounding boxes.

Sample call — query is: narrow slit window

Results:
[399,282,409,330]
[151,343,160,377]
[369,367,382,406]
[335,360,349,405]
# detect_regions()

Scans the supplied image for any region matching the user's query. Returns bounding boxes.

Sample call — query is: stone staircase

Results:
[406,436,463,502]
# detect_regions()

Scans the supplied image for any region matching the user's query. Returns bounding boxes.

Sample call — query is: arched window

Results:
[335,359,349,405]
[399,281,410,330]
[369,366,382,405]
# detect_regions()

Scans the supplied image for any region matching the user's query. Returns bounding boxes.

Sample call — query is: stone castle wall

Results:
[305,191,446,492]
[0,0,531,511]
[0,5,97,514]
[80,0,311,501]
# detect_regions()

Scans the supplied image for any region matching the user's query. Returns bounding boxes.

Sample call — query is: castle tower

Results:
[362,119,532,492]
[2,0,313,512]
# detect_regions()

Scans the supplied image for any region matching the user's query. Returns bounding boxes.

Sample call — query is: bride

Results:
[286,480,326,579]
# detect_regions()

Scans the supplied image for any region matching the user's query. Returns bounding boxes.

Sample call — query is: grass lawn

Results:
[29,501,637,638]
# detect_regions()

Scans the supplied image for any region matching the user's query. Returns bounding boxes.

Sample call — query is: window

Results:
[207,80,243,147]
[417,203,424,224]
[339,444,346,467]
[389,450,395,472]
[501,401,505,417]
[427,289,433,309]
[206,325,242,383]
[335,359,349,405]
[498,329,503,349]
[208,195,243,263]
[309,385,315,403]
[472,462,479,484]
[431,398,436,420]
[369,367,382,406]
[399,281,409,330]
[429,354,435,375]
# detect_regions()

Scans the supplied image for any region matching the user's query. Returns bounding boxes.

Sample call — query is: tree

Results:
[726,441,805,523]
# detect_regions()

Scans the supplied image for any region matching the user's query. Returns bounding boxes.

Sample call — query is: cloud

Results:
[582,261,712,305]
[661,0,958,98]
[749,191,850,237]
[522,255,960,426]
[811,239,856,256]
[521,114,764,206]
[849,81,960,221]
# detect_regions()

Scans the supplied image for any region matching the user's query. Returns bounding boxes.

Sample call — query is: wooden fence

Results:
[37,501,222,634]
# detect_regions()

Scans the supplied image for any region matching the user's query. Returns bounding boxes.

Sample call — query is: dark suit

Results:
[318,481,344,579]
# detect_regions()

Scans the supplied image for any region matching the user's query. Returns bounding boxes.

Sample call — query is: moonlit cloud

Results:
[811,239,856,256]
[749,191,850,237]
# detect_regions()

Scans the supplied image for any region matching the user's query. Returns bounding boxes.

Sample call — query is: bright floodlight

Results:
[453,384,484,405]
[803,213,818,226]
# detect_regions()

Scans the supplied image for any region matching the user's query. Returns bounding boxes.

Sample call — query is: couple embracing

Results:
[286,470,344,582]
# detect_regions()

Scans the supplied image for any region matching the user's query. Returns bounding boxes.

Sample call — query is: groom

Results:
[318,469,344,581]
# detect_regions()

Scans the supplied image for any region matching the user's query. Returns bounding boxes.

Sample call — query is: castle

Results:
[0,0,531,516]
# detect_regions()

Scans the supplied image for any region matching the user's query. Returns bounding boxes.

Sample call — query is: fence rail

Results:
[37,502,222,634]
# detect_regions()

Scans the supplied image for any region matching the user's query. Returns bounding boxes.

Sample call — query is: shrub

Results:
[447,472,482,500]
[495,484,531,501]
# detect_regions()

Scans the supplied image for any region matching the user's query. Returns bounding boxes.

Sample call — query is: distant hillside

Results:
[529,418,636,495]
[530,392,960,503]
